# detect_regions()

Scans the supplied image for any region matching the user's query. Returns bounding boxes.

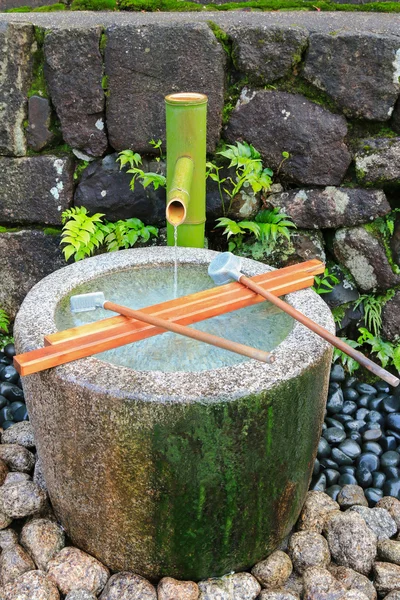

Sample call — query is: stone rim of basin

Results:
[14,247,334,401]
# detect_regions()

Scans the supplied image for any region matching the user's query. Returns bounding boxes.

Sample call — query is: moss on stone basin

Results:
[14,247,334,580]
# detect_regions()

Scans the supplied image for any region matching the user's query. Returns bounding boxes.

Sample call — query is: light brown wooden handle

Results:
[104,301,274,365]
[240,276,400,388]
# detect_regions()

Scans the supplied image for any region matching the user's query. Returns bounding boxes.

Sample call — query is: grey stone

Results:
[157,577,199,600]
[378,540,400,565]
[333,227,400,292]
[229,24,308,84]
[323,511,377,575]
[2,422,35,449]
[303,566,346,600]
[342,592,369,600]
[390,215,400,269]
[258,592,299,600]
[250,229,325,270]
[296,491,339,534]
[251,551,293,588]
[374,562,400,595]
[0,529,18,550]
[288,532,330,574]
[0,156,73,225]
[98,572,156,600]
[0,569,60,600]
[337,485,368,509]
[33,457,47,492]
[382,291,400,343]
[384,593,400,600]
[47,547,110,596]
[0,544,36,586]
[0,511,12,531]
[268,187,390,229]
[0,229,65,319]
[281,572,303,599]
[377,497,400,531]
[65,591,97,600]
[355,138,400,185]
[303,32,400,120]
[0,459,9,486]
[0,481,47,519]
[5,473,31,485]
[322,267,359,310]
[225,90,351,186]
[328,565,376,600]
[44,28,107,157]
[20,519,65,571]
[198,572,261,600]
[227,188,261,221]
[0,23,33,156]
[105,22,225,153]
[74,153,166,226]
[0,444,35,473]
[27,96,54,152]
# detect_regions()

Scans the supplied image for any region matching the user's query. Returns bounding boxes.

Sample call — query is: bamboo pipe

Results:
[238,275,399,388]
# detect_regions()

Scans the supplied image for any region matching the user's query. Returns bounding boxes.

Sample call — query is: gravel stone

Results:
[0,529,18,550]
[2,422,35,449]
[381,292,400,344]
[0,510,12,530]
[337,485,368,509]
[342,592,369,600]
[355,139,400,186]
[296,491,339,533]
[328,565,376,600]
[377,497,400,530]
[47,547,109,596]
[98,572,157,600]
[157,577,199,600]
[0,481,47,519]
[303,566,346,600]
[383,593,400,600]
[4,472,31,485]
[323,511,377,574]
[0,544,36,586]
[348,506,397,541]
[0,570,60,600]
[0,459,9,486]
[374,562,400,594]
[288,531,330,574]
[281,572,303,598]
[258,592,299,600]
[378,540,400,565]
[33,457,47,492]
[251,551,293,588]
[65,591,97,600]
[225,90,351,186]
[20,519,65,571]
[0,444,35,473]
[198,572,261,600]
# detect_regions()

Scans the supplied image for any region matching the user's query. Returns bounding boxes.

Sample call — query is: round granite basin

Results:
[14,247,334,581]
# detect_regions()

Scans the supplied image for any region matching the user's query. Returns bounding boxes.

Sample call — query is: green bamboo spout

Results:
[165,93,207,248]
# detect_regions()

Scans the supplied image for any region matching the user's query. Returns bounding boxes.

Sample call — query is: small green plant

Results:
[353,290,395,337]
[215,207,296,258]
[332,337,362,376]
[117,150,166,191]
[312,268,339,295]
[149,138,164,161]
[0,309,13,350]
[61,207,158,261]
[357,328,400,371]
[73,160,90,181]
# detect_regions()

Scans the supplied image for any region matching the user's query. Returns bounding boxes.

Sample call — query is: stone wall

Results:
[1,11,400,340]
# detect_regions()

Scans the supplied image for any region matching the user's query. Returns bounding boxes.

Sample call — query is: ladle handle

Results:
[103,301,275,365]
[238,276,400,388]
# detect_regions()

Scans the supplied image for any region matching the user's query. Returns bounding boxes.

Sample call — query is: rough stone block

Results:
[228,24,308,84]
[333,226,400,292]
[382,291,400,342]
[27,95,54,151]
[0,229,65,318]
[268,187,390,229]
[303,32,400,120]
[225,90,351,185]
[0,155,73,225]
[44,27,107,157]
[105,22,225,153]
[74,153,166,226]
[355,138,400,185]
[0,23,34,156]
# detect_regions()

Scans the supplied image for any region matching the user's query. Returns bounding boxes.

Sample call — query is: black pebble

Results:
[339,465,356,475]
[338,473,358,486]
[332,448,353,466]
[1,420,14,430]
[317,438,331,459]
[345,420,366,433]
[362,442,383,456]
[344,376,359,388]
[381,451,400,468]
[0,407,13,425]
[383,466,400,480]
[325,469,340,486]
[323,427,346,444]
[356,466,373,488]
[366,411,385,427]
[356,408,369,421]
[383,478,400,499]
[386,413,400,433]
[334,414,354,424]
[365,488,384,506]
[0,396,7,410]
[383,396,400,413]
[330,364,346,382]
[325,418,345,430]
[320,458,339,469]
[350,432,363,444]
[342,401,358,415]
[3,344,15,359]
[0,383,24,402]
[387,429,400,442]
[375,381,390,394]
[313,459,320,476]
[338,439,362,460]
[372,472,386,489]
[358,394,374,408]
[327,389,344,414]
[357,383,377,395]
[369,396,384,411]
[357,452,380,472]
[363,428,383,442]
[0,366,18,385]
[13,405,28,422]
[381,436,397,452]
[326,485,342,501]
[311,473,326,491]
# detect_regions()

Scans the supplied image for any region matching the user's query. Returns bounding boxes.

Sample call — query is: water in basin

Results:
[55,264,294,372]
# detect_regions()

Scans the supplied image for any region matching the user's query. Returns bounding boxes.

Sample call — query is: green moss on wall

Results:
[28,26,49,99]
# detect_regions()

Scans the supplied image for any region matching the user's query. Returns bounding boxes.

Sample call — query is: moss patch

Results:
[28,26,48,99]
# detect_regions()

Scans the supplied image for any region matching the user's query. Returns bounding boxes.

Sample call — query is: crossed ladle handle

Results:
[238,275,400,388]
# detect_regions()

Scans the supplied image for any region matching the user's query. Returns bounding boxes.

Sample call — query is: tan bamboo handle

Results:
[238,276,400,388]
[104,301,275,365]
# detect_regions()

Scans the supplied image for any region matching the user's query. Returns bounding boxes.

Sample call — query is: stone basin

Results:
[14,247,334,581]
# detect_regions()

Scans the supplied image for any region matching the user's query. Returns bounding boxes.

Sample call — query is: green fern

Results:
[333,337,361,375]
[312,268,340,295]
[0,309,9,334]
[104,218,158,252]
[354,290,395,337]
